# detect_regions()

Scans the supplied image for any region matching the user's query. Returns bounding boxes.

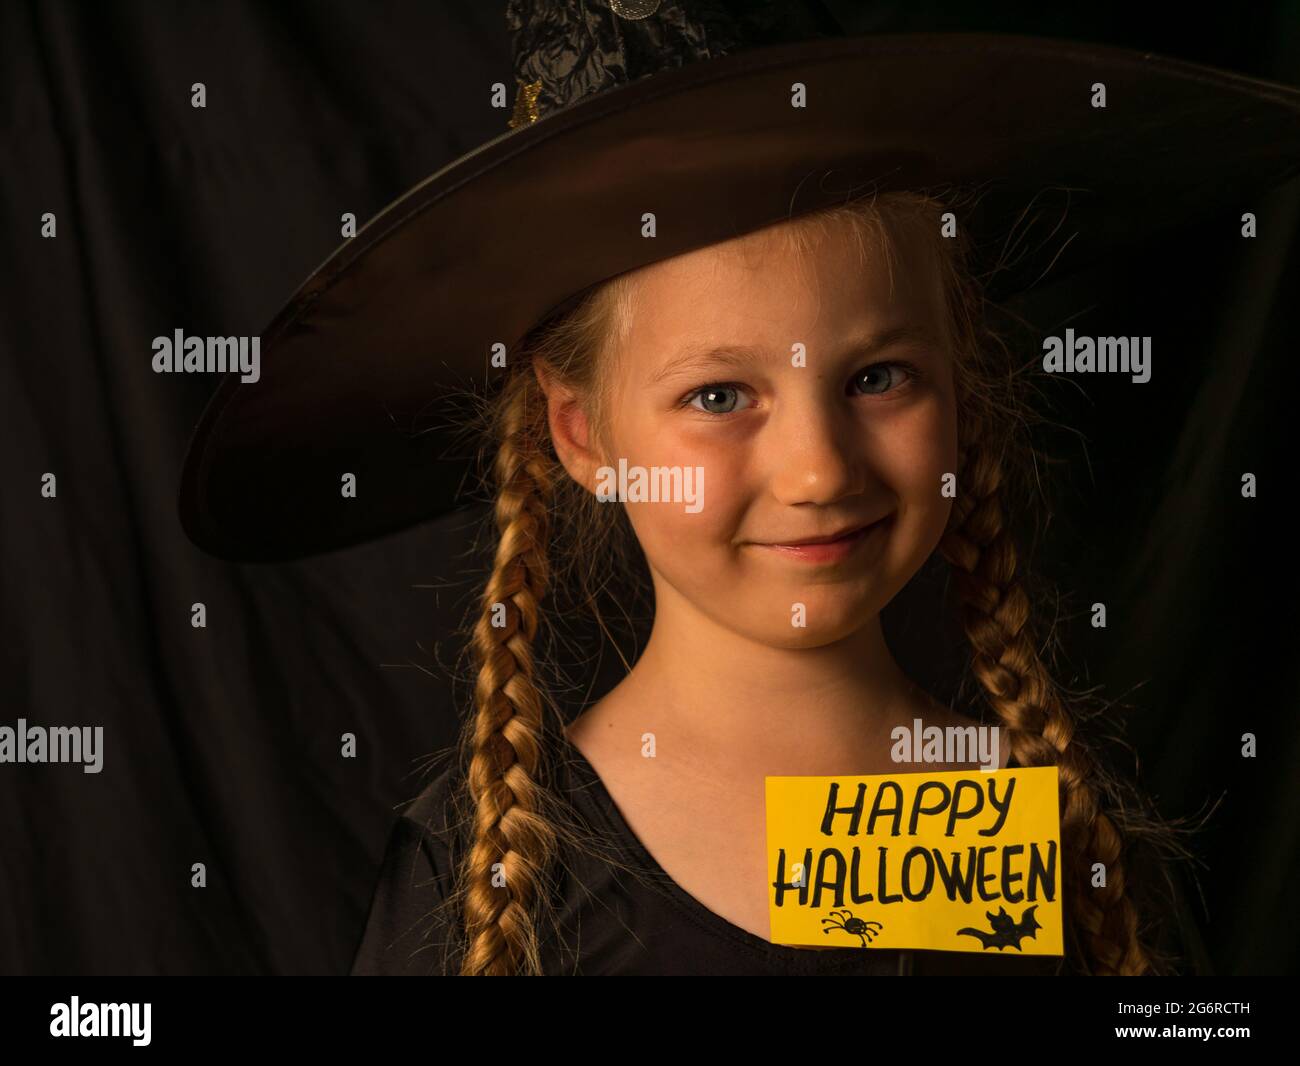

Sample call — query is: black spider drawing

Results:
[820,909,884,947]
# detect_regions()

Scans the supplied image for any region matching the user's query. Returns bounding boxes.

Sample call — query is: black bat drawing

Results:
[956,905,1042,950]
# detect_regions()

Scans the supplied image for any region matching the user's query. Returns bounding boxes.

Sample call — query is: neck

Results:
[588,574,935,782]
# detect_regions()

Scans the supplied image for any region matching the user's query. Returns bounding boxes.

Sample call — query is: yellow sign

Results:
[765,767,1063,955]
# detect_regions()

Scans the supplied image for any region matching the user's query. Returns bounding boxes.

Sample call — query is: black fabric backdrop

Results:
[2,0,1297,975]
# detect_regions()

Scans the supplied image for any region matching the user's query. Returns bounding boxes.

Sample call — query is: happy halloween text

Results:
[771,777,1056,908]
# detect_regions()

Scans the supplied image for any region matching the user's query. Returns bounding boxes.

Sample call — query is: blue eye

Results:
[852,362,917,395]
[681,361,920,416]
[685,384,751,414]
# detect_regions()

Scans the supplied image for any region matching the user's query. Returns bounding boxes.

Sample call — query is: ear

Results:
[533,361,605,495]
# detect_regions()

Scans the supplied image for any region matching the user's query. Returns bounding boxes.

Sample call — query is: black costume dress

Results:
[350,739,1211,976]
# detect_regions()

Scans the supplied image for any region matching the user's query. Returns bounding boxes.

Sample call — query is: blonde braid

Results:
[939,441,1151,976]
[458,371,560,976]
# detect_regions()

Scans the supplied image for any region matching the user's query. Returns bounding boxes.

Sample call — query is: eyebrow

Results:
[647,324,941,386]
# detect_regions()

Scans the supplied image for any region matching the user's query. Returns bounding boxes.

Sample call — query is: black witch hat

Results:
[178,0,1300,562]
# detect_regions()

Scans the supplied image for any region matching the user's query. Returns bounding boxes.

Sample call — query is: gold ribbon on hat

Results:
[507,77,543,128]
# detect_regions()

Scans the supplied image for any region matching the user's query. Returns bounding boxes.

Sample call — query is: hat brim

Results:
[179,32,1300,563]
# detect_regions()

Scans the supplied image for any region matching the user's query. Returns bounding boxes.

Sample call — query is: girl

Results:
[349,188,1209,977]
[175,3,1295,978]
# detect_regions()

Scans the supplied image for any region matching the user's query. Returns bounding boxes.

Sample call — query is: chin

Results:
[736,587,890,649]
[752,618,872,651]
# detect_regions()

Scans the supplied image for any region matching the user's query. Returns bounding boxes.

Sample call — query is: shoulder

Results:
[379,757,469,888]
[349,758,468,976]
[401,754,469,848]
[1124,835,1216,976]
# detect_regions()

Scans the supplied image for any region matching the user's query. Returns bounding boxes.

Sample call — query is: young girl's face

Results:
[567,218,958,648]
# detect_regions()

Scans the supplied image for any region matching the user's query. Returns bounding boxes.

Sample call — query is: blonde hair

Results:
[433,189,1200,976]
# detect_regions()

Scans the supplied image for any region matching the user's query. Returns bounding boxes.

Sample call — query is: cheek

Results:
[886,394,958,490]
[876,391,959,547]
[616,421,746,557]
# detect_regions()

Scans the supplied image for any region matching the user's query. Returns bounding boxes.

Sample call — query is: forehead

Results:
[612,217,944,371]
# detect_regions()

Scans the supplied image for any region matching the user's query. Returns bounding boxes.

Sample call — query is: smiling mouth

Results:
[750,516,890,561]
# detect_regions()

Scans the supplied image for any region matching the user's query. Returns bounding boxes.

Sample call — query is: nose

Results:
[766,393,867,506]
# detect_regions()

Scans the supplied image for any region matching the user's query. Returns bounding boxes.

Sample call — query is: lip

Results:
[750,517,888,563]
[771,523,873,547]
